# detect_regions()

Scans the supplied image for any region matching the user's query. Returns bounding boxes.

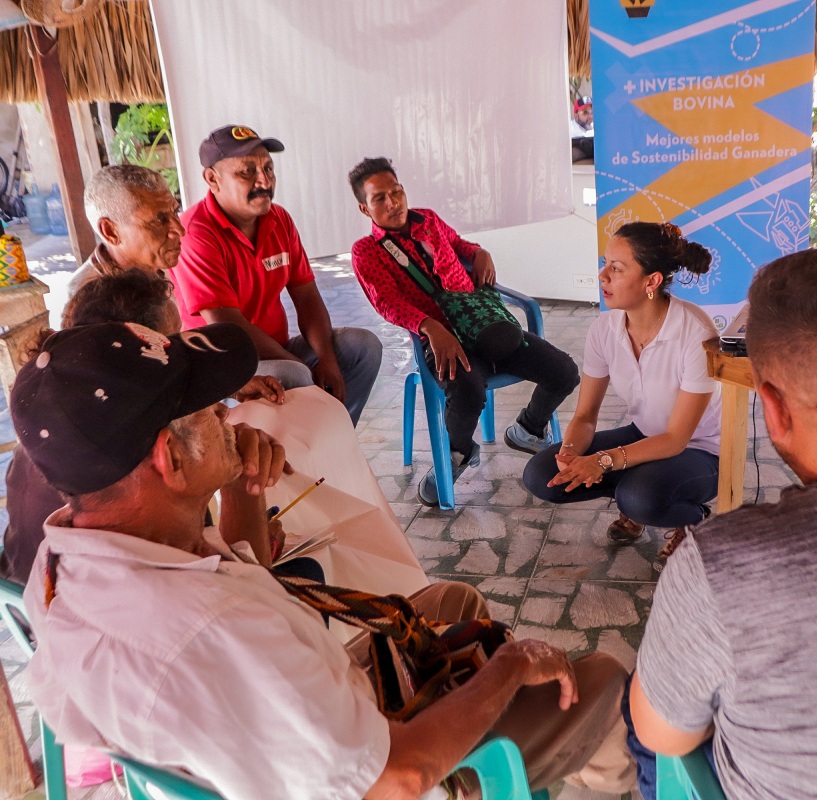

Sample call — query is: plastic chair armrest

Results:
[494,282,544,337]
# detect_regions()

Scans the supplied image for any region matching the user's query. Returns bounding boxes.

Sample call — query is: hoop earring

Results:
[647,291,654,300]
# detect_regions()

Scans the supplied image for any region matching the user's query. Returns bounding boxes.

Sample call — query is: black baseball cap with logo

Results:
[199,125,285,168]
[10,322,258,495]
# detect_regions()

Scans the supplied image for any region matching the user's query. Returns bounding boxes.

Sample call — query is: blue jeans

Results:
[258,327,382,427]
[621,673,715,800]
[523,423,718,528]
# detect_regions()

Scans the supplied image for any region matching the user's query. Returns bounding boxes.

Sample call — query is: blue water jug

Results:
[46,183,69,236]
[23,185,51,235]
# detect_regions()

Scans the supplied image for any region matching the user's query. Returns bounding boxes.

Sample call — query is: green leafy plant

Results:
[112,103,179,195]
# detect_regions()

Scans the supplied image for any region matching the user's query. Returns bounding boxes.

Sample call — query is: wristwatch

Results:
[596,451,614,473]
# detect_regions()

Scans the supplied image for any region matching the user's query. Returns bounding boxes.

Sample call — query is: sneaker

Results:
[503,421,554,455]
[418,442,481,507]
[606,512,645,544]
[657,527,687,561]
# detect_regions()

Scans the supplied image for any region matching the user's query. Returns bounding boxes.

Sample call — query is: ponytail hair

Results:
[614,221,711,295]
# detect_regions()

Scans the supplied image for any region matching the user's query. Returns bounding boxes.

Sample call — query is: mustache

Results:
[248,188,273,201]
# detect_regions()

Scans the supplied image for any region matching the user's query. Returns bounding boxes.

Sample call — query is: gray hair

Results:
[67,411,207,509]
[84,165,170,235]
[168,415,207,463]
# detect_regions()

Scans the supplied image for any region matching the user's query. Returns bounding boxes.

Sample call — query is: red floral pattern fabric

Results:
[351,209,481,334]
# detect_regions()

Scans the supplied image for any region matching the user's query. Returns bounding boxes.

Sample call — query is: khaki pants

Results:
[347,581,635,795]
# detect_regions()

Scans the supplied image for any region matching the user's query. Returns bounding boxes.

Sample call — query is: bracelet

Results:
[559,442,577,453]
[616,445,627,470]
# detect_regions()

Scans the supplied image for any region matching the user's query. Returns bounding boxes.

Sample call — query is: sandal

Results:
[606,512,645,544]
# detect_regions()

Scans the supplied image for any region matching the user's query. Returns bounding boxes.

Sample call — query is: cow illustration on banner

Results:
[589,0,815,329]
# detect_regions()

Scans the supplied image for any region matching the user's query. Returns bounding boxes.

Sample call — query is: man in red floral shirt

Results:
[348,157,579,506]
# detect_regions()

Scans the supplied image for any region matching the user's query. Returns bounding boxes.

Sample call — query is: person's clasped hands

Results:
[549,444,604,491]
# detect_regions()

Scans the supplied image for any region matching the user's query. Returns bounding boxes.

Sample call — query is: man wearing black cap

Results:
[12,321,633,799]
[171,124,382,426]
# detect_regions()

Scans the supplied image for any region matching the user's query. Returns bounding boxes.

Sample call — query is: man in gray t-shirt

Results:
[630,248,817,800]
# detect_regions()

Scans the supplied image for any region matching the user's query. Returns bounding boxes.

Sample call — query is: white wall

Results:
[17,102,101,193]
[149,0,579,300]
[441,166,599,302]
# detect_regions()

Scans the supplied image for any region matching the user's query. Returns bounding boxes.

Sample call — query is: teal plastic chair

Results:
[0,568,68,800]
[403,280,561,510]
[110,737,547,799]
[0,569,34,658]
[110,753,222,800]
[457,736,549,799]
[656,748,727,800]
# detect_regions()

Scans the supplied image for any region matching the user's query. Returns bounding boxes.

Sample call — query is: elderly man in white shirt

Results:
[12,321,633,799]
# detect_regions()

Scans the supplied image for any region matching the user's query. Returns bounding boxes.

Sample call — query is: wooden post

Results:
[0,666,36,800]
[27,25,96,265]
[703,339,754,513]
[717,383,750,513]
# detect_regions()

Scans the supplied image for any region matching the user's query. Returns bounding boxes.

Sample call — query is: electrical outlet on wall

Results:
[573,275,597,288]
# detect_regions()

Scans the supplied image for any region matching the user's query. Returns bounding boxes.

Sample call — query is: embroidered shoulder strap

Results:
[378,235,442,296]
[44,549,60,608]
[274,573,444,657]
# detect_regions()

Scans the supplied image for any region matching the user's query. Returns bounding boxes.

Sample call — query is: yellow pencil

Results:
[271,477,325,520]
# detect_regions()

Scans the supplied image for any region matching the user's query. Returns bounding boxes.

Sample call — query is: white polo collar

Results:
[42,507,223,573]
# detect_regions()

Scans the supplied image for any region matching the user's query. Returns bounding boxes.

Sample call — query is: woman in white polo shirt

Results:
[523,221,720,561]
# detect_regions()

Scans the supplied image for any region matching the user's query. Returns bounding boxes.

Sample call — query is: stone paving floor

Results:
[0,230,796,800]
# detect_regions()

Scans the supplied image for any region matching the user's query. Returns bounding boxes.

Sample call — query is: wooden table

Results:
[703,338,755,513]
[0,277,50,407]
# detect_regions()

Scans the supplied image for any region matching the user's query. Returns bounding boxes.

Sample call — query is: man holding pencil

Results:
[15,320,633,799]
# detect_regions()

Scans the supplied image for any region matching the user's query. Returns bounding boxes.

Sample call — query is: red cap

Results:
[574,96,593,113]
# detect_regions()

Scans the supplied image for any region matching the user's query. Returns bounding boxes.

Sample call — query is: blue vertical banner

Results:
[590,0,815,328]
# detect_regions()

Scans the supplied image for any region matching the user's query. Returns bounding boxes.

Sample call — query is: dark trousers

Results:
[621,673,715,800]
[523,423,719,528]
[424,331,579,455]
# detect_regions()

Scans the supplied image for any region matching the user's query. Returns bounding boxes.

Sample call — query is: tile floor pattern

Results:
[1,250,796,800]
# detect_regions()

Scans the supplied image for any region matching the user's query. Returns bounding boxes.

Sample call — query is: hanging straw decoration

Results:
[566,0,591,78]
[21,0,102,28]
[0,0,165,103]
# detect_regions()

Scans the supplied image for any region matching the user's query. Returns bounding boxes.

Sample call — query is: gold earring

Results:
[647,291,654,300]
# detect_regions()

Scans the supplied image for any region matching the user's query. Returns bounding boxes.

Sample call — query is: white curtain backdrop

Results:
[149,0,572,257]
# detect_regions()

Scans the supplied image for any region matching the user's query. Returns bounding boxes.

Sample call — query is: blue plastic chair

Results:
[0,568,68,800]
[109,736,547,799]
[403,281,561,509]
[656,748,727,800]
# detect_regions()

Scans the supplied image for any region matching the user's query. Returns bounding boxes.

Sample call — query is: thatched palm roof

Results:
[567,0,591,78]
[0,0,163,103]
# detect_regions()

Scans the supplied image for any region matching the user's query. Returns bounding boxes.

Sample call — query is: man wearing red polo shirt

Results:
[172,125,382,426]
